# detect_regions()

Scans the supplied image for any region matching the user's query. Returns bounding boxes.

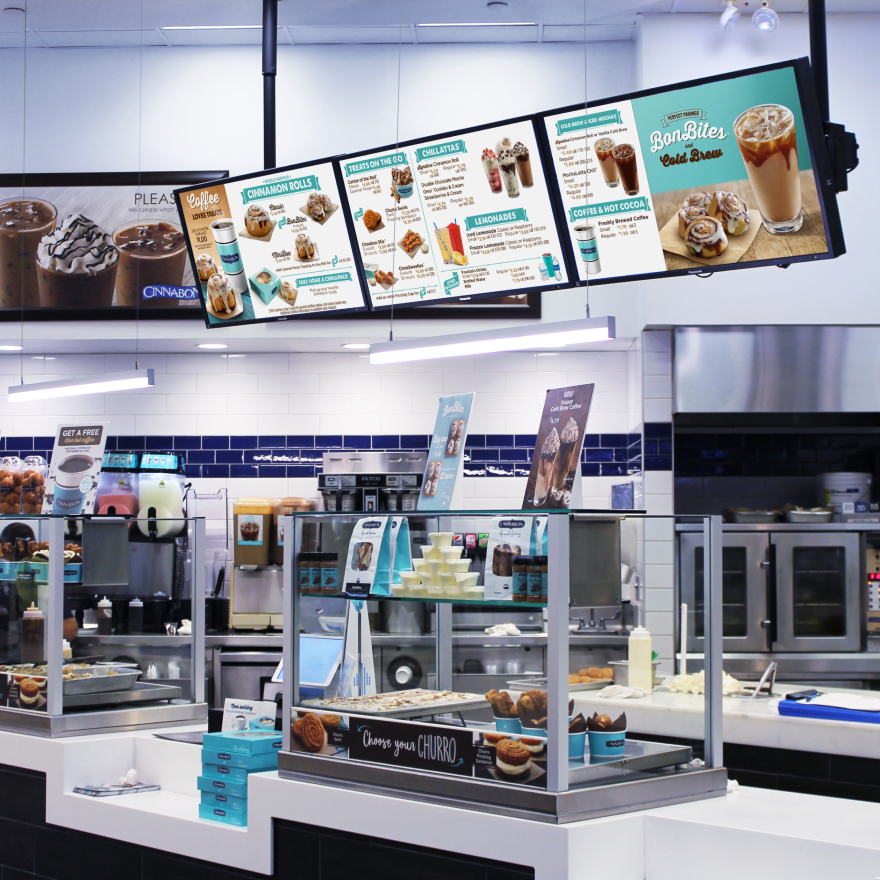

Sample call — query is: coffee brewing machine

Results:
[317,451,426,513]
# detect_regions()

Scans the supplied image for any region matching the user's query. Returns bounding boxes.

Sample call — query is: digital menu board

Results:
[339,117,570,309]
[175,160,367,326]
[540,59,844,285]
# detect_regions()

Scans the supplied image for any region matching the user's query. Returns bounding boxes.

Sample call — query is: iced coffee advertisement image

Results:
[341,119,568,308]
[175,161,366,326]
[42,423,108,515]
[418,392,476,511]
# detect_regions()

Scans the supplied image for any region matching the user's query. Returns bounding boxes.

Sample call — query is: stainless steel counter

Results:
[676,522,880,532]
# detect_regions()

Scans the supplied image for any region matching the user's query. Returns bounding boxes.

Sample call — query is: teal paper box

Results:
[202,763,250,784]
[202,730,283,755]
[248,267,280,305]
[199,803,247,827]
[201,791,247,812]
[201,748,278,772]
[198,775,249,799]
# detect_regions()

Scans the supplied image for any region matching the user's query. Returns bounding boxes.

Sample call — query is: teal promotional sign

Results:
[443,273,461,295]
[464,208,529,231]
[344,152,408,177]
[630,67,811,195]
[569,197,651,222]
[296,271,353,288]
[418,393,476,512]
[555,109,623,136]
[241,175,320,204]
[415,140,467,163]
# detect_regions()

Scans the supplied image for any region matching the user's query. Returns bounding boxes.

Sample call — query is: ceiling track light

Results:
[720,0,740,31]
[753,1,779,31]
[9,369,155,403]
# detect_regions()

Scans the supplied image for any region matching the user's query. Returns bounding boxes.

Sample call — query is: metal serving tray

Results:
[63,681,181,709]
[63,667,142,695]
[506,677,611,692]
[304,689,489,718]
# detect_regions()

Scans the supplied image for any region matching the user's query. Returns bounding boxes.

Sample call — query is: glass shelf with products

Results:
[297,591,546,608]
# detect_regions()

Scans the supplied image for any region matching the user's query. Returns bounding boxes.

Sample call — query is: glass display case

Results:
[0,514,206,736]
[279,510,727,823]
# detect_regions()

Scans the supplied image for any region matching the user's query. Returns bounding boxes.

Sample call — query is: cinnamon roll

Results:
[310,203,325,222]
[710,191,750,236]
[319,194,332,212]
[245,204,272,237]
[196,253,219,282]
[684,216,728,258]
[295,233,314,259]
[682,192,712,212]
[207,272,237,313]
[279,279,298,303]
[307,193,320,208]
[292,713,327,753]
[678,204,709,238]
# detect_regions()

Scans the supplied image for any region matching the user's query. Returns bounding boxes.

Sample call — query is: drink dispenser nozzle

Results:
[148,506,158,541]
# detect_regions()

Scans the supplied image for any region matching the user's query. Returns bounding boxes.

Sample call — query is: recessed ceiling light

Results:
[0,345,23,351]
[342,343,371,350]
[198,343,228,350]
[31,356,55,360]
[221,354,246,358]
[537,352,561,356]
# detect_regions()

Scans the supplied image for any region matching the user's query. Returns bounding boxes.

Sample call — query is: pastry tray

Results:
[63,681,182,709]
[304,689,489,718]
[63,667,141,695]
[506,677,612,693]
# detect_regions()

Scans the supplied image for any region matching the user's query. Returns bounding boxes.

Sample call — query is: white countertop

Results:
[571,683,880,759]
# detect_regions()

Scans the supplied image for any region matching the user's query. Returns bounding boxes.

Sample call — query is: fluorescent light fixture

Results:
[342,343,370,350]
[418,21,536,27]
[221,354,246,358]
[370,316,615,365]
[9,369,154,403]
[0,345,23,351]
[198,343,228,349]
[163,25,267,30]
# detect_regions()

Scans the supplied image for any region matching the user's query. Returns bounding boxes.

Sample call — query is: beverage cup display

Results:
[498,149,520,199]
[734,103,803,235]
[36,214,119,309]
[542,253,555,279]
[575,225,601,275]
[0,198,57,309]
[611,144,639,195]
[481,149,503,193]
[513,142,533,187]
[210,219,244,274]
[113,220,188,308]
[52,454,95,514]
[593,138,619,188]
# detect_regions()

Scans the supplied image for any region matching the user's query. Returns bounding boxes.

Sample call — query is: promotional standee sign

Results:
[221,698,277,731]
[522,385,594,510]
[42,424,108,515]
[289,709,548,788]
[342,120,568,308]
[0,173,221,312]
[543,64,832,283]
[175,162,366,326]
[418,393,476,511]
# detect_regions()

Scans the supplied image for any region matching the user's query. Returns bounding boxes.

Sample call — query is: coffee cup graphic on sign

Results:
[52,454,95,514]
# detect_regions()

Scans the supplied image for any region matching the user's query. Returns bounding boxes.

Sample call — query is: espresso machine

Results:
[317,451,426,512]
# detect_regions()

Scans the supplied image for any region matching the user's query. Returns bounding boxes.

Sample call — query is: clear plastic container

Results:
[0,456,22,515]
[20,456,47,515]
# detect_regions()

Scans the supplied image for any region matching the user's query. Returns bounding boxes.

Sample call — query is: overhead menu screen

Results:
[175,161,366,326]
[339,118,570,309]
[541,60,843,285]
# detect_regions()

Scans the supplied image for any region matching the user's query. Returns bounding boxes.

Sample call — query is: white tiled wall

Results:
[641,330,675,673]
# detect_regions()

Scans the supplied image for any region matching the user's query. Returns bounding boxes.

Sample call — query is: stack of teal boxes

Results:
[198,729,283,827]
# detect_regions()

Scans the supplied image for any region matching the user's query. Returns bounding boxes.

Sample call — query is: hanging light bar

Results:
[369,316,615,365]
[8,369,155,403]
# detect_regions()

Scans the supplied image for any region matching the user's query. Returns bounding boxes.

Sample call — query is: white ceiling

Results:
[1,0,878,48]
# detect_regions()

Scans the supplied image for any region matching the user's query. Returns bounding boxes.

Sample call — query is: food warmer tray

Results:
[304,689,489,718]
[506,677,611,693]
[63,681,182,709]
[63,667,142,695]
[569,739,694,784]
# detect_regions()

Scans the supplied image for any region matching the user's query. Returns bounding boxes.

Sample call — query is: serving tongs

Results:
[742,661,777,699]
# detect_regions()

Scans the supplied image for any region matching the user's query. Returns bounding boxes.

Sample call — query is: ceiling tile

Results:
[35,29,166,47]
[289,26,413,44]
[163,26,290,46]
[414,24,538,43]
[543,23,637,41]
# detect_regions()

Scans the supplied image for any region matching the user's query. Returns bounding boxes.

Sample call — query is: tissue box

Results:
[198,775,249,799]
[201,791,247,812]
[199,803,247,827]
[248,267,280,305]
[202,730,282,755]
[201,748,278,772]
[201,763,250,784]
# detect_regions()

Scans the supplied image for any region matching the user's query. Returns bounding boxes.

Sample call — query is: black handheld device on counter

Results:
[785,689,823,701]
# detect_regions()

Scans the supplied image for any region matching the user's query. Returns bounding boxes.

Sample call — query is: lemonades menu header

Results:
[541,62,832,285]
[175,161,366,326]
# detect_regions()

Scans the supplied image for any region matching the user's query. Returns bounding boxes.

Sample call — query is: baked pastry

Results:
[293,712,327,752]
[516,689,548,729]
[483,732,506,746]
[295,234,314,260]
[495,739,531,777]
[310,203,325,222]
[682,192,712,211]
[320,713,342,731]
[684,216,728,258]
[196,253,220,282]
[206,273,237,313]
[486,689,516,718]
[307,193,320,210]
[710,191,750,235]
[678,204,709,238]
[19,678,39,705]
[319,194,332,212]
[363,210,382,231]
[518,736,545,756]
[245,205,272,237]
[279,280,297,303]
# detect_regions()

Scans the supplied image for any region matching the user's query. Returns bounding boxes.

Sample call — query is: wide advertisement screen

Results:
[339,117,571,310]
[540,59,844,284]
[175,161,367,326]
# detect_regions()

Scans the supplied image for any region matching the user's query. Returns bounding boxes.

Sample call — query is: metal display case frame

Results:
[278,511,728,823]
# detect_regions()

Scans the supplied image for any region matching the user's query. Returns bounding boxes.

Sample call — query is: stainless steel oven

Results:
[679,526,865,654]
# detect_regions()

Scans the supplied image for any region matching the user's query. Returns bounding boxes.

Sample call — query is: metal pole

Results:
[703,515,724,769]
[262,0,278,169]
[191,518,206,705]
[546,513,570,793]
[808,0,829,123]
[436,516,453,690]
[46,517,64,718]
[282,515,297,752]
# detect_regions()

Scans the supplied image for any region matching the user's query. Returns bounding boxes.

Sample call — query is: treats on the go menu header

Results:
[341,120,568,308]
[175,162,365,325]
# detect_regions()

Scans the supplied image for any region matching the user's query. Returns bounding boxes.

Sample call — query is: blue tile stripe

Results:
[0,435,644,479]
[644,423,671,471]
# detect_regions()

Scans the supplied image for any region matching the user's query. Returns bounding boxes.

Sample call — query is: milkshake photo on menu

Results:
[522,385,594,510]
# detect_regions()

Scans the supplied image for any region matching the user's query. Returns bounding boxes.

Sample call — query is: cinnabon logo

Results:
[498,519,526,529]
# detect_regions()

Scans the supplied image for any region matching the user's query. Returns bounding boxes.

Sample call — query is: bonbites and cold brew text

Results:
[176,163,365,325]
[342,121,568,307]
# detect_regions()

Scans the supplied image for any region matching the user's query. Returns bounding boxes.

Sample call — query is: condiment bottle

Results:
[320,553,340,594]
[298,553,315,594]
[512,555,530,602]
[628,625,654,691]
[129,598,143,634]
[527,556,545,604]
[21,603,44,664]
[97,596,112,635]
